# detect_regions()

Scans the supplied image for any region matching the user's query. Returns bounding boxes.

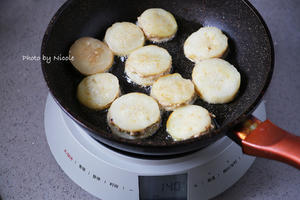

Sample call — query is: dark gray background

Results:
[0,0,299,199]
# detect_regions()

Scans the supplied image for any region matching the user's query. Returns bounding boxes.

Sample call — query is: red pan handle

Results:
[234,116,300,169]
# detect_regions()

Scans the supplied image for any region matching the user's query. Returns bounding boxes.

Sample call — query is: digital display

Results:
[139,174,187,200]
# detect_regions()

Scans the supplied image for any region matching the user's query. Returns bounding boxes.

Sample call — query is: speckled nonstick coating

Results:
[41,0,274,156]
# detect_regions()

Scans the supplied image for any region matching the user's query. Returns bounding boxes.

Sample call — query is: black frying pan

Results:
[41,0,300,168]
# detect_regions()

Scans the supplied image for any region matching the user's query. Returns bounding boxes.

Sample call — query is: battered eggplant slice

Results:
[150,73,195,111]
[138,8,178,43]
[69,37,114,75]
[77,73,120,110]
[107,93,161,139]
[125,45,172,86]
[166,105,214,141]
[104,22,145,56]
[184,26,228,63]
[192,58,241,104]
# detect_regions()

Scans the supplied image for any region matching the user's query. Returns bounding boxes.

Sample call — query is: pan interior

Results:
[42,0,273,151]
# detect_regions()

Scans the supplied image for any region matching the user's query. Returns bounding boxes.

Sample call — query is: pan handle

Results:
[233,116,300,169]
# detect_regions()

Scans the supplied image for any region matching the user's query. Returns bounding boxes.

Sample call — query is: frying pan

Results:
[41,0,300,168]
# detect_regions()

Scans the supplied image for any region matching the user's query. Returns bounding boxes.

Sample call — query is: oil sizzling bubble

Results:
[119,55,127,63]
[123,73,152,94]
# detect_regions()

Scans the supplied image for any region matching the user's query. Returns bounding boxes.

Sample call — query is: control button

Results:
[109,182,119,189]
